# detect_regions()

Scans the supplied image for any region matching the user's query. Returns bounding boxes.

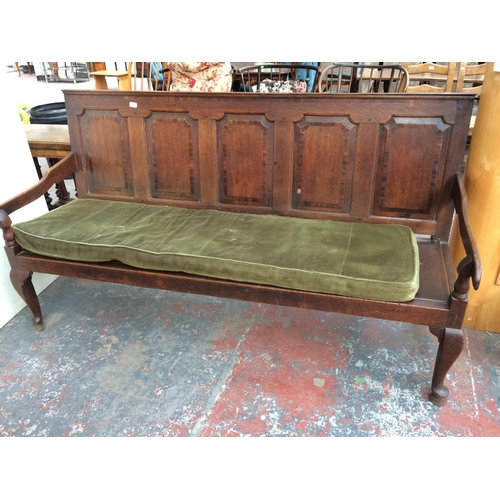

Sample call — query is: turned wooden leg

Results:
[32,158,55,210]
[48,158,73,206]
[429,327,464,407]
[10,269,45,331]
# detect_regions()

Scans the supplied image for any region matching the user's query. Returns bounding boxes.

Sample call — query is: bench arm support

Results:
[0,209,14,243]
[452,172,482,295]
[0,153,77,216]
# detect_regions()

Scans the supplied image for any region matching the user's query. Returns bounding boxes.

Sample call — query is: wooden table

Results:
[24,124,71,158]
[89,70,130,90]
[24,124,73,209]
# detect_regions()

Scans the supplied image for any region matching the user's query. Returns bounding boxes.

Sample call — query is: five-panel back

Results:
[64,90,474,239]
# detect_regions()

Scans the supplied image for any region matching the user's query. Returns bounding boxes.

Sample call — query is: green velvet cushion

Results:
[12,199,420,302]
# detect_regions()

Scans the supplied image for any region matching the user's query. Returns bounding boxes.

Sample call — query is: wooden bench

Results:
[0,90,480,407]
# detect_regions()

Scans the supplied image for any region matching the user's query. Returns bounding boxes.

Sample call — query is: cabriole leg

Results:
[429,327,464,407]
[10,269,45,331]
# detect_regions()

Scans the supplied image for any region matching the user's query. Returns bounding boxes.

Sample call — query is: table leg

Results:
[32,157,55,210]
[48,158,73,207]
[93,75,108,90]
[117,74,131,90]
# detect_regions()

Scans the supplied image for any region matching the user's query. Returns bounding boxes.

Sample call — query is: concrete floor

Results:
[1,275,499,437]
[2,65,500,438]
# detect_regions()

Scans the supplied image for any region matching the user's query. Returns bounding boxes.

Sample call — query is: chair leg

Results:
[10,269,45,331]
[429,327,464,406]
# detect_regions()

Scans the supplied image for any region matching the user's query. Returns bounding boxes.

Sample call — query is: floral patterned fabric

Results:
[168,62,233,92]
[258,78,307,93]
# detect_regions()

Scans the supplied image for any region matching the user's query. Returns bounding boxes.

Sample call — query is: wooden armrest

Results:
[452,172,482,292]
[0,153,77,216]
[0,208,13,233]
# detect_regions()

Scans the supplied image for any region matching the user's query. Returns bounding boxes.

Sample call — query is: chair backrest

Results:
[456,62,486,96]
[236,64,321,92]
[318,64,408,93]
[127,62,171,91]
[403,62,456,92]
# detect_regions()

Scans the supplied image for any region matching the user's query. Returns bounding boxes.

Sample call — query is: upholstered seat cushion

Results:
[12,199,420,302]
[168,62,233,92]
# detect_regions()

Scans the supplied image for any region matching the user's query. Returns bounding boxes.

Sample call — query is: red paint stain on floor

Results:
[199,306,350,436]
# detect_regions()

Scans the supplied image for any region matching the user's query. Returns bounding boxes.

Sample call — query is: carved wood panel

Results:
[292,116,356,213]
[217,115,274,207]
[372,117,451,220]
[64,91,472,238]
[79,110,134,197]
[145,113,200,202]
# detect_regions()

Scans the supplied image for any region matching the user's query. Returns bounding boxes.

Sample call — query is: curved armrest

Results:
[0,208,13,232]
[452,172,482,292]
[0,209,16,248]
[0,153,77,216]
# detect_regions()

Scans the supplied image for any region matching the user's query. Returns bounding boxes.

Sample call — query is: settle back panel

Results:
[64,90,474,239]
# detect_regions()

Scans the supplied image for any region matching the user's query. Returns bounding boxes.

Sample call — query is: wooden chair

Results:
[235,64,321,92]
[456,62,486,96]
[128,62,171,91]
[402,62,456,92]
[318,64,408,93]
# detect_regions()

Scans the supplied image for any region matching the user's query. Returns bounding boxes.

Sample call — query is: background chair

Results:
[456,62,486,146]
[318,64,408,93]
[402,62,456,92]
[456,62,486,96]
[128,62,171,91]
[295,62,319,91]
[236,64,321,92]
